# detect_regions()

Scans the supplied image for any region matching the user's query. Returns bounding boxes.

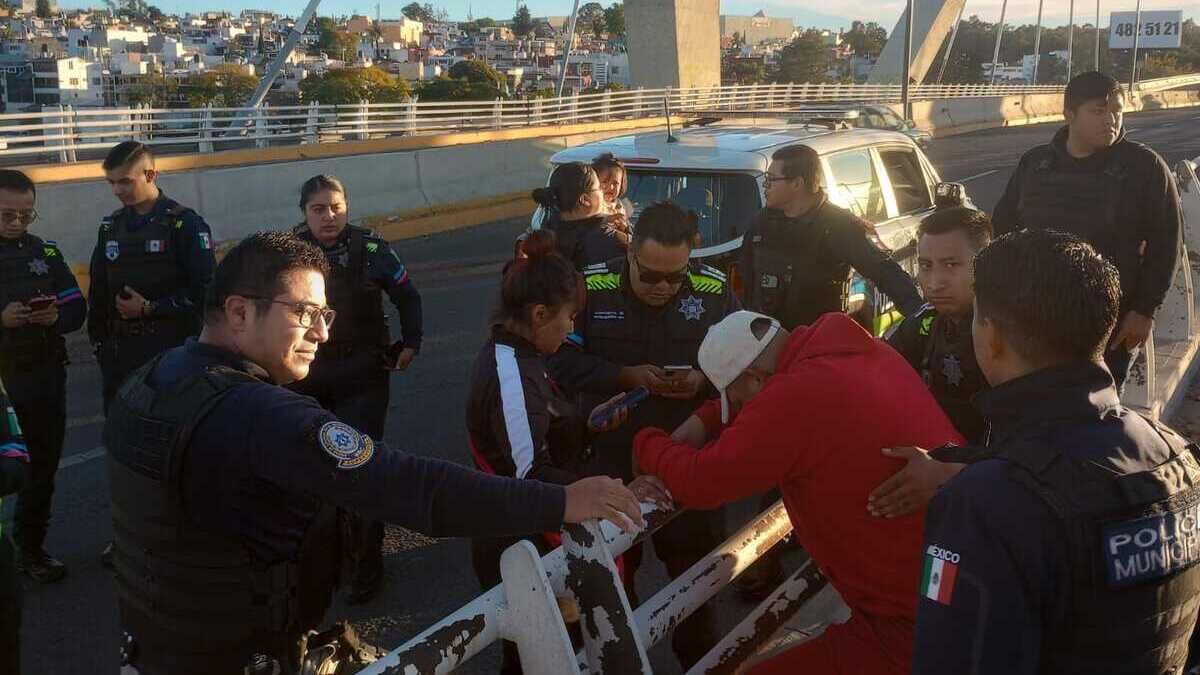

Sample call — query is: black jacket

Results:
[543,211,627,271]
[466,324,588,486]
[992,127,1183,316]
[738,196,923,329]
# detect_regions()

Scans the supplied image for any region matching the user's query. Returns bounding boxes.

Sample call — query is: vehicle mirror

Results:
[934,182,968,208]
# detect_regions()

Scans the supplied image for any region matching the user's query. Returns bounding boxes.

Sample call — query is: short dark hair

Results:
[0,169,35,197]
[1064,71,1124,113]
[918,207,993,252]
[299,174,347,210]
[532,162,598,215]
[632,201,699,248]
[103,141,154,171]
[204,231,330,325]
[771,145,821,192]
[974,229,1120,365]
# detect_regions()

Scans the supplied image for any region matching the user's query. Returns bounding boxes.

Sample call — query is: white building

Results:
[31,57,104,106]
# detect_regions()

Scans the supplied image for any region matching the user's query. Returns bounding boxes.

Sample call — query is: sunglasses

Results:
[633,254,688,285]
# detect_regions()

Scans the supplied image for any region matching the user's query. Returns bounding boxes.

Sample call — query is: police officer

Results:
[886,206,991,444]
[739,144,923,331]
[548,201,739,669]
[911,230,1200,674]
[288,175,423,604]
[88,141,216,410]
[0,375,30,675]
[993,71,1184,390]
[0,169,86,583]
[106,231,644,675]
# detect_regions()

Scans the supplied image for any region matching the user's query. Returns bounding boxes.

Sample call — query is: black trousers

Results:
[2,361,66,554]
[290,348,390,582]
[0,528,20,675]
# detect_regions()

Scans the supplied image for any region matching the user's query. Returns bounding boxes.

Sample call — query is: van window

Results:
[625,171,761,248]
[879,148,932,215]
[827,149,888,222]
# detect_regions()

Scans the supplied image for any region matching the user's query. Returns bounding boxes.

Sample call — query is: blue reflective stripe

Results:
[57,287,82,298]
[392,266,409,285]
[566,332,584,346]
[0,441,28,459]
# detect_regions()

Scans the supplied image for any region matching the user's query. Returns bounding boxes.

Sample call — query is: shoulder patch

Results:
[318,420,376,470]
[1104,500,1200,588]
[688,271,725,294]
[366,241,379,253]
[42,243,59,258]
[699,264,727,282]
[586,272,621,292]
[582,262,612,275]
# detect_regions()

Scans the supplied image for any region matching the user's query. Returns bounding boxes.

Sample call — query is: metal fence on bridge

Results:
[8,78,1192,166]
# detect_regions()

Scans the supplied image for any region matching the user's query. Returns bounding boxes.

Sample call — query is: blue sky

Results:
[62,0,1200,31]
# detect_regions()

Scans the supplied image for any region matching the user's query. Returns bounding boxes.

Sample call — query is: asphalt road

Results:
[18,105,1200,675]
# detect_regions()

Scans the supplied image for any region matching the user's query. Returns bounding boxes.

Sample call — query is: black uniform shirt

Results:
[0,234,87,346]
[155,340,566,562]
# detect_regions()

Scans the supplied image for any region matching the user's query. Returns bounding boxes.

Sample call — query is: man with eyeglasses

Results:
[740,144,922,333]
[548,201,739,670]
[0,169,86,584]
[106,231,646,675]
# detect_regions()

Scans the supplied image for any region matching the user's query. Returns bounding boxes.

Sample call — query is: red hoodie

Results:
[635,313,964,620]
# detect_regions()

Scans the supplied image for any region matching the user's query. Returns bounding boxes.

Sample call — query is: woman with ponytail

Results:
[465,230,669,673]
[531,162,629,271]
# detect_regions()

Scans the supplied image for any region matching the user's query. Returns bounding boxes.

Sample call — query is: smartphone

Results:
[28,295,55,311]
[589,386,650,429]
[663,365,694,379]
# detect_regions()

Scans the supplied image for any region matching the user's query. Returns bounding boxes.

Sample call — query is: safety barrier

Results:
[4,76,1195,165]
[359,500,845,674]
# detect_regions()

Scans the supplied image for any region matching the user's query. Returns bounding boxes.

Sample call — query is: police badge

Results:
[678,295,705,321]
[27,259,49,276]
[105,240,120,262]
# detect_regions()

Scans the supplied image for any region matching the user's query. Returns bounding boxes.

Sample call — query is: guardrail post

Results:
[571,91,580,124]
[254,103,269,148]
[304,100,319,143]
[634,86,644,119]
[530,95,542,126]
[602,90,611,122]
[199,103,214,153]
[405,95,418,134]
[64,105,77,163]
[498,541,581,675]
[356,99,370,140]
[561,521,651,674]
[493,97,503,130]
[53,105,69,163]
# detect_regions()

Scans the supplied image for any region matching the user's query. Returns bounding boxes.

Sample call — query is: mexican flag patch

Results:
[921,545,960,605]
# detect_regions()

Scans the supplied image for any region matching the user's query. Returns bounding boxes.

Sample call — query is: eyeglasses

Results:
[633,254,688,286]
[242,296,336,329]
[0,209,37,226]
[763,173,794,187]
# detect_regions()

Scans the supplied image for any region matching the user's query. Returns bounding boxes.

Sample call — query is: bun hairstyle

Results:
[592,152,627,198]
[531,162,598,216]
[495,229,585,325]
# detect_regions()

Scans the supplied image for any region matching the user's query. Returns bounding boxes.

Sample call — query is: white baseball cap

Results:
[698,310,781,424]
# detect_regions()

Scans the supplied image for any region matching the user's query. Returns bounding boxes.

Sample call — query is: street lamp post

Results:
[1067,0,1075,80]
[1130,0,1142,94]
[901,0,914,119]
[1031,0,1045,84]
[989,0,1008,85]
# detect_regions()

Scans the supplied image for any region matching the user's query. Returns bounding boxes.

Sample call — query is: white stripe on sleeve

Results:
[494,343,537,479]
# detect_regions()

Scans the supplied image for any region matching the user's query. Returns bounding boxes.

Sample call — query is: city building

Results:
[720,11,795,46]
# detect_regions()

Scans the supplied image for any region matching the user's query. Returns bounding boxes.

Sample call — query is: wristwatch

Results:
[141,300,152,318]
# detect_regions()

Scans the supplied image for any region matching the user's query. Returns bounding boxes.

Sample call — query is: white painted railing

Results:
[4,76,1194,165]
[358,500,840,675]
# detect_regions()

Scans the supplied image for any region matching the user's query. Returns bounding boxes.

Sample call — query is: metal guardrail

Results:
[5,77,1191,165]
[359,500,834,675]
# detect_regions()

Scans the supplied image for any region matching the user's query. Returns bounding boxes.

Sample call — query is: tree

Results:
[1140,53,1186,79]
[449,59,505,91]
[726,59,766,85]
[35,0,50,18]
[316,17,360,61]
[475,17,496,28]
[187,64,258,107]
[127,73,178,107]
[300,66,412,104]
[844,21,887,58]
[774,30,829,84]
[401,2,436,23]
[603,3,625,38]
[416,76,502,102]
[512,5,534,37]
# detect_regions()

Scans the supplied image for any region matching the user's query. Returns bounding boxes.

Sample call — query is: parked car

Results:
[532,116,967,334]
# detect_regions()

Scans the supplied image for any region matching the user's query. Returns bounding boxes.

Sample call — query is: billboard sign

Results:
[1109,10,1184,49]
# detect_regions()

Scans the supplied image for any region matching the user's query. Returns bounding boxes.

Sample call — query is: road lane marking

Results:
[58,445,105,471]
[953,169,998,183]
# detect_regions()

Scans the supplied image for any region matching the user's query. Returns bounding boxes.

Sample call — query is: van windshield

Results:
[625,171,761,248]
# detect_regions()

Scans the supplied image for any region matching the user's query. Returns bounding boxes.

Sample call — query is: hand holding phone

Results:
[28,295,55,312]
[588,386,650,431]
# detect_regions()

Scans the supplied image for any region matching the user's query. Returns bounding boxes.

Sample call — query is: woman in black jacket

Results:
[466,231,668,673]
[533,162,629,270]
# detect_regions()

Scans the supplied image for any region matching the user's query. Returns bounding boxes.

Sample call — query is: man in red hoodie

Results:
[634,310,963,674]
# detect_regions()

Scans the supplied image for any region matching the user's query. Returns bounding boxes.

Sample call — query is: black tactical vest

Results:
[0,234,63,366]
[1002,419,1200,674]
[746,208,848,330]
[294,225,387,349]
[101,198,200,341]
[105,358,339,675]
[1016,146,1142,301]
